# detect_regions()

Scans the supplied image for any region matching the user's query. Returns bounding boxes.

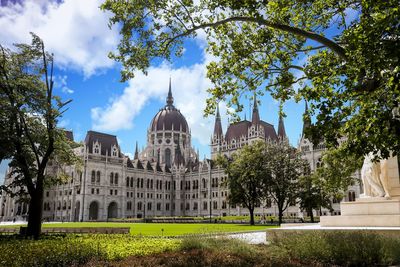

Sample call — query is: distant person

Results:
[13,218,16,223]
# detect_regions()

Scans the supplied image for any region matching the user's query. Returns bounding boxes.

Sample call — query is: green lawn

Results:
[0,222,276,236]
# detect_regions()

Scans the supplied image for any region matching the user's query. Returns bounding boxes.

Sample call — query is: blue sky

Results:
[0,0,310,183]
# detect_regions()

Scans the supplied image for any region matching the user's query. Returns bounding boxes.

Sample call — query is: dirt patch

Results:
[82,248,319,267]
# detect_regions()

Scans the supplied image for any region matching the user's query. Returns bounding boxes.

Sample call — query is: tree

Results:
[102,0,400,158]
[297,172,330,223]
[263,140,308,225]
[0,34,79,239]
[312,146,363,202]
[216,141,268,225]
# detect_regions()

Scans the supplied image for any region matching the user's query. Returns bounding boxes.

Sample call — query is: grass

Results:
[0,222,275,236]
[1,230,400,266]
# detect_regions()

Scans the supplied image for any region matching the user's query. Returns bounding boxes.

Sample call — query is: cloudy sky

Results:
[0,0,307,182]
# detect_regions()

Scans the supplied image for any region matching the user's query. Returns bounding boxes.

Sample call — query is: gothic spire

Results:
[213,103,223,138]
[134,141,139,160]
[302,101,311,137]
[166,77,174,107]
[251,92,260,124]
[278,113,287,140]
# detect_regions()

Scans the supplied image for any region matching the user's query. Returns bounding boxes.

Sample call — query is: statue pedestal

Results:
[320,155,400,227]
[320,198,400,227]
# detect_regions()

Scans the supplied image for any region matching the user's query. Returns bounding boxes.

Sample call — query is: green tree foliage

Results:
[0,34,80,239]
[217,140,307,225]
[102,0,400,158]
[312,147,363,201]
[216,141,268,225]
[263,141,308,225]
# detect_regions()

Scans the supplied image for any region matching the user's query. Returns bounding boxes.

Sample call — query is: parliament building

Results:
[0,81,359,222]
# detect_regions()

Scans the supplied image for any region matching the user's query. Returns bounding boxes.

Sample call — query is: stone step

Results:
[341,199,400,216]
[390,187,400,196]
[320,215,400,227]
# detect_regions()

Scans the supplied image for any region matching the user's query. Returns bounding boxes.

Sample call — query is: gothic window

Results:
[96,171,101,183]
[93,142,100,154]
[193,202,198,210]
[137,202,142,211]
[127,201,132,210]
[213,201,218,209]
[115,173,119,185]
[165,148,171,167]
[130,177,134,188]
[203,201,208,210]
[348,191,356,202]
[110,172,114,185]
[157,203,161,211]
[126,177,129,187]
[112,145,118,157]
[186,203,190,210]
[222,201,227,209]
[147,202,152,211]
[91,170,96,184]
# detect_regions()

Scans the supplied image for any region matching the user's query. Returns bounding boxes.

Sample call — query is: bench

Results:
[0,228,18,235]
[41,227,130,234]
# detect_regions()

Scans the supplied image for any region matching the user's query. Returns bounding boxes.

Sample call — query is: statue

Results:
[360,153,391,198]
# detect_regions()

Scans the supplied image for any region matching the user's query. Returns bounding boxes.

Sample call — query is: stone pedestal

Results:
[320,198,400,227]
[321,156,400,227]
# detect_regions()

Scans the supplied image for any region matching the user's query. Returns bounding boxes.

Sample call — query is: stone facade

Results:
[0,86,363,222]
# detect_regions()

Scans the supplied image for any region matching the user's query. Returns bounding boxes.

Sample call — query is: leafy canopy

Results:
[102,0,400,158]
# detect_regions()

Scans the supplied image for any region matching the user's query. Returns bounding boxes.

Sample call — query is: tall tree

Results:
[311,146,363,202]
[0,34,78,239]
[102,0,400,158]
[263,141,308,225]
[216,141,268,225]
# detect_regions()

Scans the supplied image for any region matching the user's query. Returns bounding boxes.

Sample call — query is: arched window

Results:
[126,177,130,187]
[137,202,142,211]
[96,171,101,183]
[165,148,171,167]
[110,172,114,185]
[202,178,206,189]
[91,170,96,183]
[115,173,119,185]
[130,177,134,188]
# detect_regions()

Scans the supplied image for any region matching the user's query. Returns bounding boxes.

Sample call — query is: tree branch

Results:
[166,16,347,60]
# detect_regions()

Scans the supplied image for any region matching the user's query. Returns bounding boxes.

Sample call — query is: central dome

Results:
[150,82,189,133]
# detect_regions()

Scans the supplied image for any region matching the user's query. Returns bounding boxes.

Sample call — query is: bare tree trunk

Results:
[278,205,283,225]
[249,208,255,225]
[309,207,314,223]
[26,183,44,239]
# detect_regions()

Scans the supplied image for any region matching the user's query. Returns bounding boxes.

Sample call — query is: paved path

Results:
[227,231,267,244]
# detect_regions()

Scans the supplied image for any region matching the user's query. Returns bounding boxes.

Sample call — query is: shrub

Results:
[269,230,400,266]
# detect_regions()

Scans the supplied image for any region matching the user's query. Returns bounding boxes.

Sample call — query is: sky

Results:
[0,0,310,183]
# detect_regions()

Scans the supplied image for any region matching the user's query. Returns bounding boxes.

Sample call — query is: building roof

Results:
[64,130,74,141]
[84,131,120,157]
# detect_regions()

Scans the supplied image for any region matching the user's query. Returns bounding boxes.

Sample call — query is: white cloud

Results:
[0,0,119,77]
[91,56,229,145]
[53,75,74,94]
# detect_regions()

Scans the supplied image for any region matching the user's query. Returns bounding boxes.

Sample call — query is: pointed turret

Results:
[166,77,174,107]
[213,104,223,139]
[134,141,139,160]
[251,92,260,125]
[278,113,287,140]
[302,101,311,138]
